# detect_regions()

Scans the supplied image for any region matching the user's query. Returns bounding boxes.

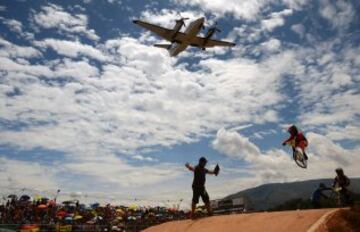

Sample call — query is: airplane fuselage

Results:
[169,17,205,57]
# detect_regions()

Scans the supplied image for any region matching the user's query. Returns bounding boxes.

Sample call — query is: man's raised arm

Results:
[185,162,195,172]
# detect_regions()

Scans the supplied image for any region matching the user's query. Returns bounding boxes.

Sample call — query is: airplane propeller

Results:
[175,13,189,27]
[209,21,221,33]
[204,21,222,39]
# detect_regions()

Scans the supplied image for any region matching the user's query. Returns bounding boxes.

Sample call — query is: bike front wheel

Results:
[293,150,307,169]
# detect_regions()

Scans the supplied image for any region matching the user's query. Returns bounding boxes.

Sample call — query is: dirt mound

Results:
[323,208,360,232]
[144,209,333,232]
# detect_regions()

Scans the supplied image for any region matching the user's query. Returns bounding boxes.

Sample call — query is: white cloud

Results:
[139,9,204,29]
[0,155,184,204]
[261,9,293,32]
[2,18,22,34]
[325,125,360,141]
[32,3,99,41]
[282,0,309,10]
[1,18,35,40]
[107,0,122,4]
[0,157,59,191]
[319,0,355,30]
[212,128,261,160]
[211,128,360,188]
[260,38,281,52]
[0,37,42,58]
[291,23,305,38]
[34,39,107,61]
[174,0,274,21]
[1,34,299,159]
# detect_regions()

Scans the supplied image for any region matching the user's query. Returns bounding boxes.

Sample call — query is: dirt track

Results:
[144,209,335,232]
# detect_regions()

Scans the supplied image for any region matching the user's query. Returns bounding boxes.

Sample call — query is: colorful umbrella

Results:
[33,195,42,201]
[128,204,138,211]
[20,224,40,232]
[62,200,74,205]
[56,211,66,218]
[74,215,83,220]
[38,204,47,209]
[7,194,17,199]
[116,208,125,216]
[20,195,31,201]
[90,202,100,209]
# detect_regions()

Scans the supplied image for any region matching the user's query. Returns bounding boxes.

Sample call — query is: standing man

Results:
[333,168,353,206]
[311,183,330,208]
[185,157,219,218]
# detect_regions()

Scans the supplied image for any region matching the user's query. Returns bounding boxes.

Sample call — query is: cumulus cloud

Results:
[0,37,41,58]
[0,157,59,191]
[31,3,99,40]
[34,39,107,61]
[139,9,204,29]
[260,38,281,52]
[319,0,355,30]
[212,128,360,187]
[212,128,290,166]
[261,9,293,31]
[291,23,305,38]
[2,18,22,34]
[175,0,274,21]
[325,125,360,141]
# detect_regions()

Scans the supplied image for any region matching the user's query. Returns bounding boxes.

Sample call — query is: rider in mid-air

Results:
[185,157,219,218]
[282,125,309,160]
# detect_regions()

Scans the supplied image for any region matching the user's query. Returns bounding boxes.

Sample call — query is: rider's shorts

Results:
[192,186,210,204]
[298,140,308,151]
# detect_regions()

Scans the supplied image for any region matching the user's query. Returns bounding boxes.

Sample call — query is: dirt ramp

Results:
[144,209,333,232]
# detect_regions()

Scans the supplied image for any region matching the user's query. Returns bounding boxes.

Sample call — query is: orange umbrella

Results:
[56,211,66,218]
[20,224,40,232]
[38,204,47,209]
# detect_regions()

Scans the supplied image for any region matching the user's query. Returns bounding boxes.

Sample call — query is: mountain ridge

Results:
[223,177,360,210]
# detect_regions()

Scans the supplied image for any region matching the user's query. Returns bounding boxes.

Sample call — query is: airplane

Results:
[133,17,236,57]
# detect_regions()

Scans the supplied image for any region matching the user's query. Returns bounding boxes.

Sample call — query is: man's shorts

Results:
[192,186,210,204]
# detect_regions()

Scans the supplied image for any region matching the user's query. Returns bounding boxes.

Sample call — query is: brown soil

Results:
[143,209,333,232]
[324,208,360,232]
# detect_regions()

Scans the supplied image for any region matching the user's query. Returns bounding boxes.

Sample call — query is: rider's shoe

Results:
[304,152,308,160]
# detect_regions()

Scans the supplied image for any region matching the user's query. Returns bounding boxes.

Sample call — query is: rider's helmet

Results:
[335,168,344,175]
[288,125,298,135]
[199,157,207,167]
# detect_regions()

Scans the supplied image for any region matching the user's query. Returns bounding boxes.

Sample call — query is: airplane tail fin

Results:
[154,44,171,50]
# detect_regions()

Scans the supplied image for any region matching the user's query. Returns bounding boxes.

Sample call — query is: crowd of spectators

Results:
[0,194,189,231]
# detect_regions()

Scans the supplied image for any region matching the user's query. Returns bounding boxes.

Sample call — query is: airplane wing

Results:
[133,20,186,42]
[190,36,236,48]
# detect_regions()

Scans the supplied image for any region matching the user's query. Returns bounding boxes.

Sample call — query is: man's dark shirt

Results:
[334,175,350,188]
[192,165,209,188]
[312,188,330,202]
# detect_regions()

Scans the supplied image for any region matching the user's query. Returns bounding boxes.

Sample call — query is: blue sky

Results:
[0,0,359,207]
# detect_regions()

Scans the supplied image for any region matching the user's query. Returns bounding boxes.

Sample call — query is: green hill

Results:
[224,178,360,210]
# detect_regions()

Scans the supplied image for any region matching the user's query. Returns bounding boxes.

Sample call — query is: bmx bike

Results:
[329,186,352,207]
[286,140,307,169]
